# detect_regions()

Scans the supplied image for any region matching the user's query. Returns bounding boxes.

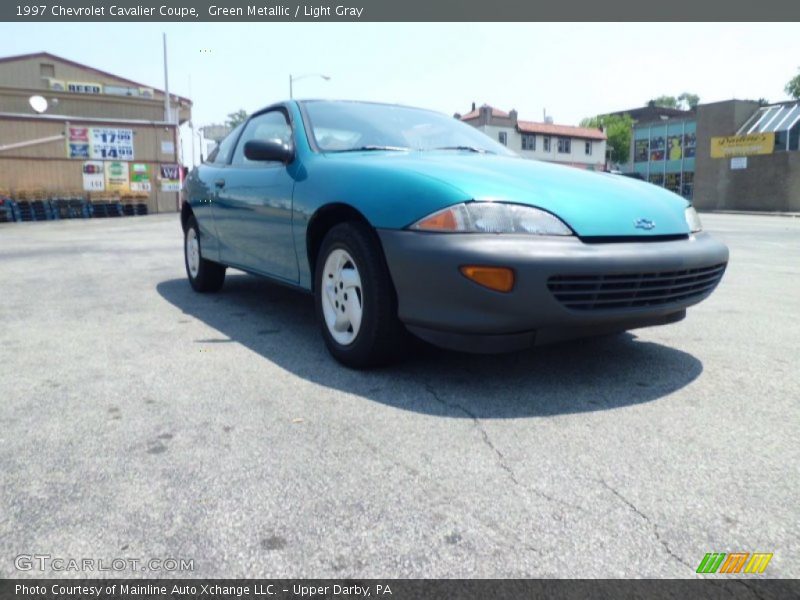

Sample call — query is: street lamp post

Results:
[289,73,331,99]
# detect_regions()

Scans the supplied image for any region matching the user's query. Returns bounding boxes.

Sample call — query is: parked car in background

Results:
[182,100,728,368]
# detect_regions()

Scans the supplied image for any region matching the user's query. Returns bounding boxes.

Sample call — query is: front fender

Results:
[291,157,470,287]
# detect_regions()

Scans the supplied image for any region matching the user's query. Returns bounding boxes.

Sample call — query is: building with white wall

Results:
[458,104,607,170]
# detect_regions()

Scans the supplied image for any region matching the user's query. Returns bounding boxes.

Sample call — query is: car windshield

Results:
[302,100,516,155]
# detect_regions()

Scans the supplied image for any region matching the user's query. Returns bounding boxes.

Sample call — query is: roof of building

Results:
[606,105,692,122]
[460,106,509,120]
[517,120,606,140]
[738,102,800,135]
[0,52,191,104]
[459,103,606,140]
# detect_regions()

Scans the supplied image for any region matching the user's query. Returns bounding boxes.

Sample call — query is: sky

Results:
[2,22,799,164]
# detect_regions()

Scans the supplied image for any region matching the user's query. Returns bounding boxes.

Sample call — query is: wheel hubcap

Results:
[321,248,363,345]
[186,228,200,279]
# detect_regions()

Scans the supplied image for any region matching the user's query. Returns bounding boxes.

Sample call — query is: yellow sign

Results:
[710,133,775,158]
[104,161,130,193]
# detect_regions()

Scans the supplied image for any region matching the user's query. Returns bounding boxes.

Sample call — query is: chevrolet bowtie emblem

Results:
[634,218,656,230]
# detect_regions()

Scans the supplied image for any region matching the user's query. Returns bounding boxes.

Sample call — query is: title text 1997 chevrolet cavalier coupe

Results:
[182,100,728,368]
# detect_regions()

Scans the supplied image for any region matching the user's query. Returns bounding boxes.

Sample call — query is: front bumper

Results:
[378,230,729,353]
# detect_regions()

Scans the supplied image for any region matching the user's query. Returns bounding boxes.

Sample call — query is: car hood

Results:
[325,151,691,237]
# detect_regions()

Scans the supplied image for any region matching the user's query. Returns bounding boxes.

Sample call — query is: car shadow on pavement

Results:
[157,273,704,418]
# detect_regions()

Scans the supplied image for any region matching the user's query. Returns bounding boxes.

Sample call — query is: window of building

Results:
[39,63,55,78]
[521,134,536,151]
[681,171,694,199]
[774,130,788,152]
[557,138,571,154]
[634,139,649,162]
[498,131,507,146]
[585,141,592,155]
[789,122,800,151]
[543,136,551,152]
[649,136,666,161]
[665,173,681,194]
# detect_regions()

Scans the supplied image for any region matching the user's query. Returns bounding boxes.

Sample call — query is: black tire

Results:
[184,215,226,292]
[314,222,408,368]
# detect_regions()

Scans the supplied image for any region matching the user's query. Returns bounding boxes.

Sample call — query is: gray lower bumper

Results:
[378,230,729,353]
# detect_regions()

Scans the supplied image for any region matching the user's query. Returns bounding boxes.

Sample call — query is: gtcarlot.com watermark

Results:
[15,554,194,572]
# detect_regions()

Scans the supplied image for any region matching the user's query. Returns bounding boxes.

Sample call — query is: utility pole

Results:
[188,75,195,168]
[163,33,171,123]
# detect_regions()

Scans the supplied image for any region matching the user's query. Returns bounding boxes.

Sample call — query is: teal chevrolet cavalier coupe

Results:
[182,100,728,368]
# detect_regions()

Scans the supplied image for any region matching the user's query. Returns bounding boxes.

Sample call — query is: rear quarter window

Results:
[207,122,245,165]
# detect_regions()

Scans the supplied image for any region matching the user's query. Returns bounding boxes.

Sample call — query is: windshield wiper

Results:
[431,146,494,154]
[333,145,410,153]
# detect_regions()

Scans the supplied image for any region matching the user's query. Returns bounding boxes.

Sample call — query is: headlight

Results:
[410,202,572,235]
[685,206,702,233]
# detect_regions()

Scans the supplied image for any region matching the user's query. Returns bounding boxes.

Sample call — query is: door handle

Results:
[214,178,225,188]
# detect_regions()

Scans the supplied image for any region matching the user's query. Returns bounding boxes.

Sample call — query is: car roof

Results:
[256,99,443,116]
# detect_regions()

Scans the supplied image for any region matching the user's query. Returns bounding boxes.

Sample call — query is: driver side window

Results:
[208,122,244,165]
[232,110,292,166]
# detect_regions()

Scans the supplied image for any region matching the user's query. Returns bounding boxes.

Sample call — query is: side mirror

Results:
[243,140,293,164]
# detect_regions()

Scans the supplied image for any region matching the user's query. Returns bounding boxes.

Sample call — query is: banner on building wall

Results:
[90,128,134,160]
[731,156,748,170]
[67,81,103,94]
[649,136,665,161]
[160,164,181,192]
[667,135,683,160]
[67,127,134,160]
[710,133,775,158]
[130,163,152,192]
[104,161,130,193]
[81,161,105,192]
[684,132,697,158]
[67,127,90,158]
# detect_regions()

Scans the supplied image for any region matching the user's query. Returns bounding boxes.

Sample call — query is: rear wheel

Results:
[314,222,407,368]
[184,215,226,292]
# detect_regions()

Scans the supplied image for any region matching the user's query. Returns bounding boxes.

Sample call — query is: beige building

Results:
[0,52,192,214]
[458,104,608,170]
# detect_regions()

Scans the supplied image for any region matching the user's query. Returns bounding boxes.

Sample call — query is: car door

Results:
[212,108,299,282]
[192,122,244,262]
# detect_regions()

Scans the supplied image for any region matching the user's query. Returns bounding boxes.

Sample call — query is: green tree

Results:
[225,109,248,129]
[678,92,700,110]
[580,113,634,165]
[648,93,700,110]
[785,68,800,100]
[648,95,679,109]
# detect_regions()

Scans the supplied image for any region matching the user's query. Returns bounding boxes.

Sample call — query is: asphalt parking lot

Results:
[0,213,797,579]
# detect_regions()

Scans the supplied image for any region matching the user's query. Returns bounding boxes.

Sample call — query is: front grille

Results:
[547,263,727,311]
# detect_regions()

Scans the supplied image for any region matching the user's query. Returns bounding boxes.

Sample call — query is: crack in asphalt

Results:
[424,384,585,513]
[424,384,517,481]
[598,479,693,572]
[347,426,545,560]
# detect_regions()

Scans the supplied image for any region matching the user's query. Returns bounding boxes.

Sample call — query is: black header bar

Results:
[2,579,800,600]
[2,0,799,22]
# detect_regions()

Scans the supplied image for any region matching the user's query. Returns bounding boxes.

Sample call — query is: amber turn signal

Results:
[413,207,459,231]
[459,265,515,293]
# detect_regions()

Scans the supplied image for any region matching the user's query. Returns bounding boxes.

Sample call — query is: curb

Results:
[701,210,800,218]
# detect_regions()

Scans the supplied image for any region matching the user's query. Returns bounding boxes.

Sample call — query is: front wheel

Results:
[314,222,407,368]
[184,215,226,292]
